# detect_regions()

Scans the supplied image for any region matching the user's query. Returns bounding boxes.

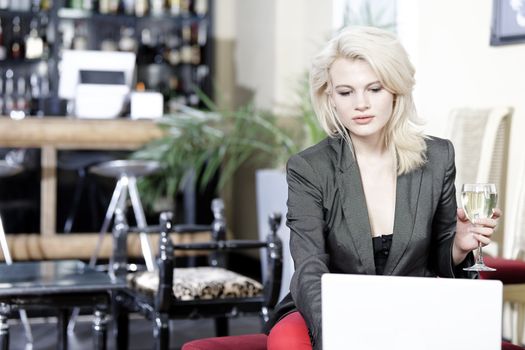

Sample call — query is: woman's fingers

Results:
[470,226,494,237]
[473,233,491,246]
[491,208,502,219]
[472,218,498,228]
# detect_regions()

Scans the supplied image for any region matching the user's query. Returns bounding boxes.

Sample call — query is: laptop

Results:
[322,274,502,350]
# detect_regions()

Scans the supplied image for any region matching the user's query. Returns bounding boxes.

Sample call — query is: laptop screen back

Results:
[322,274,502,350]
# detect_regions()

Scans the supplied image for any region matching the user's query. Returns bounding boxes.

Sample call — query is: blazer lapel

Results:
[383,167,423,275]
[332,138,376,275]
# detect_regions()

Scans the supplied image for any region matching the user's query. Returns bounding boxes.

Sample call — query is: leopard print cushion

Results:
[129,267,263,301]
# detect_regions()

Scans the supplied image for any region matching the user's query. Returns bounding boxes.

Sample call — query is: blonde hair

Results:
[310,26,427,174]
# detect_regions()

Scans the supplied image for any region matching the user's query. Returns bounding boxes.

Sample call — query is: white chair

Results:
[446,106,512,256]
[447,106,525,345]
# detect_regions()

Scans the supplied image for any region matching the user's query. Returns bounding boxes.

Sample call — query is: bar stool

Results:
[88,159,161,272]
[68,159,161,334]
[0,159,33,345]
[57,151,119,233]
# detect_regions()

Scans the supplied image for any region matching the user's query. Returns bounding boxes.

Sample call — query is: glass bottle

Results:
[0,18,6,61]
[40,0,52,11]
[180,23,192,64]
[4,70,15,115]
[0,75,4,115]
[194,0,207,16]
[134,0,148,17]
[169,0,180,16]
[9,17,25,60]
[31,0,42,12]
[150,0,164,16]
[72,21,89,51]
[25,18,44,59]
[16,76,28,115]
[118,26,137,52]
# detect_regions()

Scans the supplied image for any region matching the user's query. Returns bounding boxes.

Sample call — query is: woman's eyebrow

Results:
[334,81,381,89]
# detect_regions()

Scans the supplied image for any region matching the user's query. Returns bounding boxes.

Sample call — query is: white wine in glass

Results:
[462,183,497,272]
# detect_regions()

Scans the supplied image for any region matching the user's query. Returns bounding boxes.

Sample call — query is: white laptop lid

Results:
[322,274,502,350]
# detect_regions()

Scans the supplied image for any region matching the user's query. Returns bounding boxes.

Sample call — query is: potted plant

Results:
[131,93,296,218]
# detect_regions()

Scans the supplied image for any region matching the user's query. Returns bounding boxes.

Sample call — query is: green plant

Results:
[295,72,325,149]
[131,94,295,209]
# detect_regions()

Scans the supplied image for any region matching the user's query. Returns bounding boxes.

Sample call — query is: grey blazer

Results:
[268,136,474,350]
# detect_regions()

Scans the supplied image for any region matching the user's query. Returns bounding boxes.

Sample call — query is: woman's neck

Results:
[351,133,388,158]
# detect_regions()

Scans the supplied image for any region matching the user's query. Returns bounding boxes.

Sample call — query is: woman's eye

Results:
[337,91,351,96]
[369,87,382,93]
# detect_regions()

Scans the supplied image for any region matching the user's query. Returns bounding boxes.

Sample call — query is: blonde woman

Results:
[266,26,501,350]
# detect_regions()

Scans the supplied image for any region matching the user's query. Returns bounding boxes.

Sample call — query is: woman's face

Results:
[329,58,394,142]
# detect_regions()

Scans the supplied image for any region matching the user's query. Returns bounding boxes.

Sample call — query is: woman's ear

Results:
[326,90,336,110]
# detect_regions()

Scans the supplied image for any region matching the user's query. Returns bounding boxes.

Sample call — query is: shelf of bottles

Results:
[0,0,53,118]
[0,0,211,119]
[60,0,212,111]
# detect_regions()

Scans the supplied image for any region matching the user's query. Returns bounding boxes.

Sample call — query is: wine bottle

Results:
[16,76,28,115]
[0,18,6,61]
[69,0,83,9]
[180,23,192,64]
[4,70,15,115]
[169,0,180,16]
[9,17,25,60]
[40,0,52,11]
[150,0,164,16]
[99,0,110,13]
[31,0,42,12]
[164,32,181,65]
[118,26,137,52]
[72,21,89,50]
[180,0,190,15]
[82,0,93,10]
[134,0,148,17]
[25,18,44,59]
[194,0,207,16]
[122,0,134,15]
[0,75,5,116]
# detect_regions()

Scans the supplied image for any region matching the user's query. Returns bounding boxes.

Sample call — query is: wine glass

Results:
[461,183,498,272]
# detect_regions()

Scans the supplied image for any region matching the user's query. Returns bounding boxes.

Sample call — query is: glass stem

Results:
[476,241,484,265]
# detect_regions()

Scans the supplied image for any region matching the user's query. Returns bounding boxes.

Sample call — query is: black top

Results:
[372,234,393,275]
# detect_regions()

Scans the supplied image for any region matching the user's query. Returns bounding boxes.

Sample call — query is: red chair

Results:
[480,256,525,346]
[182,334,267,350]
[182,334,523,350]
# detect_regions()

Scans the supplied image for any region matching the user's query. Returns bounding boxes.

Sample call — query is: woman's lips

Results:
[353,115,374,124]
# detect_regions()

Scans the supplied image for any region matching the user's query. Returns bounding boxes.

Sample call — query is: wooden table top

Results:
[0,117,164,149]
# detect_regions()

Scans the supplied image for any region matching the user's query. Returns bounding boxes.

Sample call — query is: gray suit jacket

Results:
[268,136,474,349]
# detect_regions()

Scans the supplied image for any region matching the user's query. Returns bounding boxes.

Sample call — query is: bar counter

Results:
[0,117,164,236]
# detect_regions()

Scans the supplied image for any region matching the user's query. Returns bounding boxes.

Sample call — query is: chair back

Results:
[447,107,512,256]
[511,161,525,259]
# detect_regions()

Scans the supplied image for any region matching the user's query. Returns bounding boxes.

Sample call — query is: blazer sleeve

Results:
[287,154,329,349]
[431,140,474,277]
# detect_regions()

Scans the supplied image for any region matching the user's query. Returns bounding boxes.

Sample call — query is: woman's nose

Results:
[354,93,370,111]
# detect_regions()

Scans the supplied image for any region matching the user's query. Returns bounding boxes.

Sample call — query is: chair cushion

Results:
[182,333,267,350]
[502,341,525,350]
[479,256,525,284]
[129,267,263,300]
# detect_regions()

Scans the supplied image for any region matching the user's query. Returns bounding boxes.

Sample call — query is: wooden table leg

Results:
[41,145,57,236]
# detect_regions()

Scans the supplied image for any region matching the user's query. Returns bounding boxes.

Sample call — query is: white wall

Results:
[234,0,333,113]
[398,0,525,256]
